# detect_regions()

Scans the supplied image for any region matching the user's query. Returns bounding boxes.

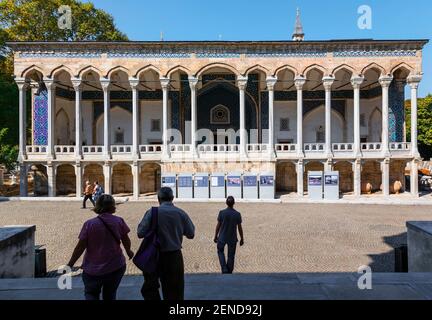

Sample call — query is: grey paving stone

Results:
[321,284,426,300]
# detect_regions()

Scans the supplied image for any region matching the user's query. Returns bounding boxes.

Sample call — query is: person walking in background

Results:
[92,181,104,203]
[137,187,195,300]
[213,196,244,274]
[81,180,95,209]
[67,194,134,300]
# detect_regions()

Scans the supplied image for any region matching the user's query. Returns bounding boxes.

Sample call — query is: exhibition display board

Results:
[226,172,242,199]
[210,173,226,199]
[161,174,177,198]
[194,173,209,199]
[308,171,323,200]
[324,171,340,200]
[259,173,275,199]
[177,173,193,198]
[243,173,258,199]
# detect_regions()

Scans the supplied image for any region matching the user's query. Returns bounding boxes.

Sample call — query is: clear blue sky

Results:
[87,0,431,97]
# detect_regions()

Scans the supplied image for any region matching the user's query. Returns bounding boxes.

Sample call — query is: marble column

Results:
[16,78,28,162]
[44,78,56,159]
[410,159,419,197]
[353,159,362,197]
[75,163,82,199]
[100,78,111,159]
[296,159,304,197]
[295,76,306,156]
[47,164,56,197]
[132,162,140,200]
[188,76,199,154]
[379,75,394,157]
[160,77,170,158]
[19,164,28,197]
[72,78,82,159]
[323,76,335,157]
[237,76,248,158]
[407,75,422,158]
[266,76,277,157]
[351,76,364,157]
[103,163,112,195]
[129,77,140,159]
[381,158,390,197]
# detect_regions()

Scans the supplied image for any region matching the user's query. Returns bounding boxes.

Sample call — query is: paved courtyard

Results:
[0,200,431,275]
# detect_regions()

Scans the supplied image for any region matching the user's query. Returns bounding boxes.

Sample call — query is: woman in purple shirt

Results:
[67,194,134,300]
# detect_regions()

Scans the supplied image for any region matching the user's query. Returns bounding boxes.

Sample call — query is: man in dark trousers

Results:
[213,196,244,274]
[137,187,195,300]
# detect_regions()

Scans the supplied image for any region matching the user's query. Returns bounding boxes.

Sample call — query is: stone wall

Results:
[112,164,133,194]
[140,163,161,195]
[162,161,275,175]
[56,164,75,196]
[83,164,104,190]
[276,162,296,192]
[334,161,354,193]
[361,161,382,193]
[390,160,407,194]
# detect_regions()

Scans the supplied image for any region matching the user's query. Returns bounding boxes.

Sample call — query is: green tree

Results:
[0,128,18,170]
[405,95,432,159]
[0,0,128,167]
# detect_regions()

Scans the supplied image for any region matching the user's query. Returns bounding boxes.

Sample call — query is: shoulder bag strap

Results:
[97,216,121,244]
[151,206,158,236]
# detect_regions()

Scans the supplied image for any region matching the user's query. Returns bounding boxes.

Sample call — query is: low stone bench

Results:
[0,226,36,278]
[406,221,432,272]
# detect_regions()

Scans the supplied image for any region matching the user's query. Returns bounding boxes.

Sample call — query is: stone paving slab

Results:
[0,274,432,300]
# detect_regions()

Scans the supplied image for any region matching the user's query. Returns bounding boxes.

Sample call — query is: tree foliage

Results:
[0,0,128,167]
[0,128,18,170]
[405,95,432,160]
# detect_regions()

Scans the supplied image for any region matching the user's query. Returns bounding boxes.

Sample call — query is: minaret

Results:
[292,8,305,41]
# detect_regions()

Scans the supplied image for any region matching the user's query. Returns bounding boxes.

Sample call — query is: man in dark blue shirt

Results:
[213,196,244,274]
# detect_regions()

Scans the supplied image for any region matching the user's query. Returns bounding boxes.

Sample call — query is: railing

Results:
[82,146,104,154]
[275,144,297,152]
[197,144,239,153]
[390,142,411,151]
[361,143,382,151]
[55,145,75,154]
[332,143,353,152]
[26,145,47,154]
[139,145,162,153]
[304,143,325,152]
[170,144,192,153]
[247,144,268,152]
[111,145,132,154]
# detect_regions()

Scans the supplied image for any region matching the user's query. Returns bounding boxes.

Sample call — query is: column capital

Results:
[100,77,110,91]
[71,77,82,91]
[236,75,248,90]
[294,76,306,89]
[350,75,365,89]
[15,77,29,90]
[160,77,170,89]
[266,76,278,90]
[43,77,56,90]
[129,77,140,89]
[322,76,335,90]
[378,75,394,88]
[188,76,199,89]
[407,74,422,89]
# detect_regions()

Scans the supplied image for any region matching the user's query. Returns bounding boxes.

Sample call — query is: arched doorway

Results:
[361,160,382,194]
[369,108,382,142]
[56,164,76,196]
[303,106,345,143]
[334,161,353,194]
[83,164,104,190]
[30,164,48,196]
[390,160,407,194]
[112,163,133,195]
[276,161,297,193]
[304,161,324,192]
[55,109,70,145]
[140,163,161,195]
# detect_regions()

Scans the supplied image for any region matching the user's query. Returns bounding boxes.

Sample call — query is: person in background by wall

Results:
[93,181,104,203]
[214,196,244,274]
[67,194,134,300]
[81,180,95,209]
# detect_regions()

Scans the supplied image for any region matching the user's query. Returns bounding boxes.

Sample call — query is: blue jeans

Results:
[217,242,237,274]
[82,265,126,300]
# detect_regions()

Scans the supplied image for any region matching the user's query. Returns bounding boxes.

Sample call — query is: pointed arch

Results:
[390,62,414,77]
[135,64,161,78]
[21,65,44,78]
[331,64,356,77]
[165,65,191,78]
[78,65,103,78]
[49,65,74,78]
[195,62,240,77]
[106,66,131,78]
[244,64,270,76]
[273,64,298,77]
[368,107,382,142]
[302,64,328,77]
[361,63,386,76]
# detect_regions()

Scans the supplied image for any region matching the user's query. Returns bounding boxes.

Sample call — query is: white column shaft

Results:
[103,87,110,157]
[239,87,246,157]
[411,85,419,156]
[382,86,390,153]
[46,82,55,158]
[74,88,82,158]
[132,87,139,157]
[18,83,27,159]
